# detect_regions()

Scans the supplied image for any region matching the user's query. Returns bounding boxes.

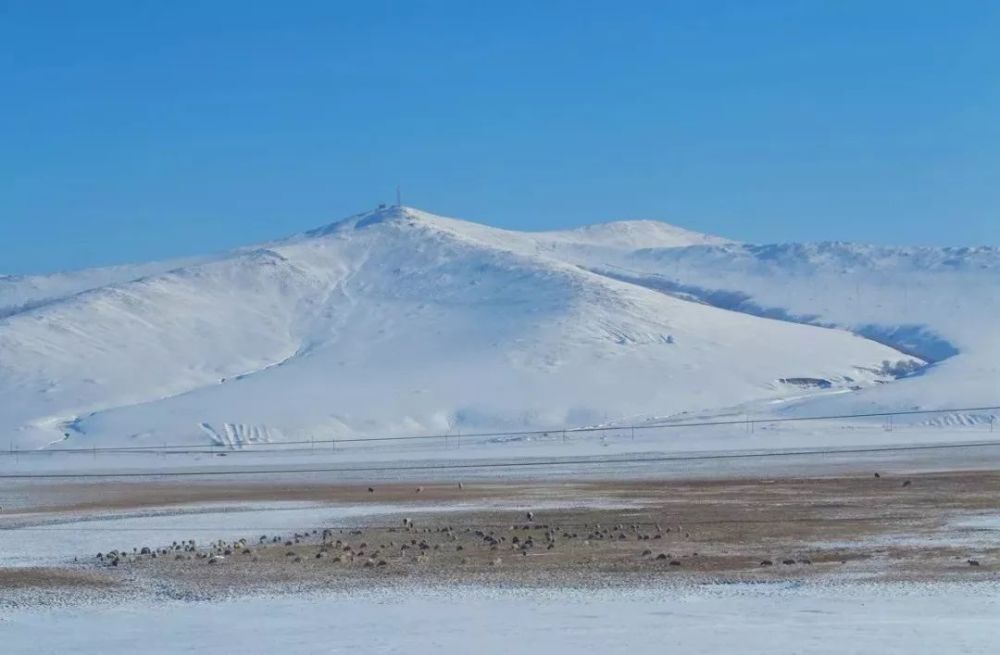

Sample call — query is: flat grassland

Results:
[3,469,998,598]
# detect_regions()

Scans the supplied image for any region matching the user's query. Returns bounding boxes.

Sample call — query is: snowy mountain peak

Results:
[302,205,730,260]
[541,219,733,249]
[2,203,994,452]
[305,204,412,236]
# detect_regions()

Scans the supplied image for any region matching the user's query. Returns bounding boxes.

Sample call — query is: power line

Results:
[1,438,998,480]
[5,405,999,457]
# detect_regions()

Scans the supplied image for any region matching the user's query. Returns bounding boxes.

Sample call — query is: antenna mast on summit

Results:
[396,185,401,208]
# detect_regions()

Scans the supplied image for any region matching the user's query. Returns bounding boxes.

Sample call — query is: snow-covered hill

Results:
[574,241,1000,420]
[3,205,990,451]
[0,255,215,319]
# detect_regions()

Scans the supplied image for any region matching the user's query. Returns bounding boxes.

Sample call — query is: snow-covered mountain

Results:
[575,241,1000,422]
[3,205,993,450]
[0,255,217,320]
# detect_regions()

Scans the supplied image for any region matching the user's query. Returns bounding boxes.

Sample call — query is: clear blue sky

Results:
[2,1,998,274]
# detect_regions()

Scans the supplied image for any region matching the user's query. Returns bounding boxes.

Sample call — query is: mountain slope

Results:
[0,206,919,449]
[0,255,216,319]
[569,240,1000,418]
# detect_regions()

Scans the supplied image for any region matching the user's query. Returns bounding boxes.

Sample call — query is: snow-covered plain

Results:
[5,205,992,454]
[3,420,999,481]
[0,495,644,568]
[0,502,385,568]
[4,583,999,654]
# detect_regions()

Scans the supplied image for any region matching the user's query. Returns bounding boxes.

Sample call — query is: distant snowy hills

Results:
[1,205,995,450]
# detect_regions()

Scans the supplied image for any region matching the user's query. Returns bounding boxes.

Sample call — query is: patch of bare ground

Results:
[0,481,506,515]
[7,470,1000,595]
[0,567,116,589]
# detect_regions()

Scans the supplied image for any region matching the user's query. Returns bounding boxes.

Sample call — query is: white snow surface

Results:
[3,582,999,654]
[1,205,995,451]
[0,496,639,568]
[0,255,215,318]
[0,502,383,568]
[585,241,1000,420]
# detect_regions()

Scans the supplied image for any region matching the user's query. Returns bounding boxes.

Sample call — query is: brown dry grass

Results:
[0,567,116,589]
[77,469,1000,591]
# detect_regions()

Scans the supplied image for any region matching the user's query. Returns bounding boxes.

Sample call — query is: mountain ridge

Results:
[3,205,993,450]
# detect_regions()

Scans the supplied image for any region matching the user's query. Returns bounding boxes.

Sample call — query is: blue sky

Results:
[2,1,998,274]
